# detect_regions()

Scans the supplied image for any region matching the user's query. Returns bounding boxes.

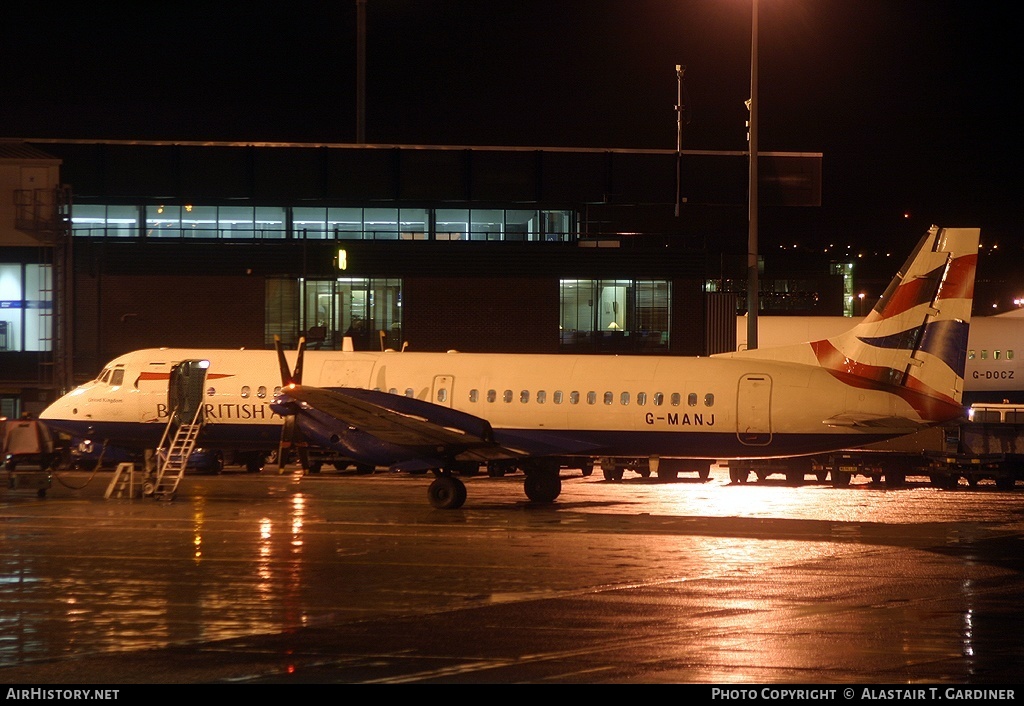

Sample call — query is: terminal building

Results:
[0,138,823,418]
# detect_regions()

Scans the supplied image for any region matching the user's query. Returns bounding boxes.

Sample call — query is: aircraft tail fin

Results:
[811,225,978,412]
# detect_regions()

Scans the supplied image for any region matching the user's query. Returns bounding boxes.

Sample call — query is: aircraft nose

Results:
[39,393,85,425]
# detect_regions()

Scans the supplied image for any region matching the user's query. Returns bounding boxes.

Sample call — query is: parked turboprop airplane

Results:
[40,225,979,509]
[735,309,1023,405]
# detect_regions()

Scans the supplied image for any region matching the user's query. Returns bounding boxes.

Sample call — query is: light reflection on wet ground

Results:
[1,467,1023,683]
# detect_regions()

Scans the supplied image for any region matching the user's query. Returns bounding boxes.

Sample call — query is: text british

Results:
[156,403,280,421]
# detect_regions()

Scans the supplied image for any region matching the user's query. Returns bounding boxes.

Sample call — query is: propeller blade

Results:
[273,335,308,473]
[276,416,291,474]
[276,414,310,474]
[274,335,307,386]
[274,335,290,386]
[292,337,306,386]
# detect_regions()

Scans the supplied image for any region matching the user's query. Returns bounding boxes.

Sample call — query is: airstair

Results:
[141,358,209,500]
[144,403,203,500]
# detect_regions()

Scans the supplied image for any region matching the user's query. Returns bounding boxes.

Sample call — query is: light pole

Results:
[356,0,366,144]
[675,64,689,218]
[746,0,759,349]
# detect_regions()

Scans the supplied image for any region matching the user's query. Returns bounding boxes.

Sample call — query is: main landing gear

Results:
[426,461,563,509]
[523,468,561,503]
[427,471,468,509]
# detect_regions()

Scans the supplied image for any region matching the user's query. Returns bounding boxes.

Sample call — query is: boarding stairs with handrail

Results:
[144,403,204,500]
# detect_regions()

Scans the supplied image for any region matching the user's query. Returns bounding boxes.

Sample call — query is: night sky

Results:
[2,1,1019,252]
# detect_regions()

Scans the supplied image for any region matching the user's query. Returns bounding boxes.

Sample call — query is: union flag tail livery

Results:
[734,226,979,426]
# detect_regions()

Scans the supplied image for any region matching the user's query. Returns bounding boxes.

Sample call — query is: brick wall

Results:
[74,274,266,374]
[403,277,560,354]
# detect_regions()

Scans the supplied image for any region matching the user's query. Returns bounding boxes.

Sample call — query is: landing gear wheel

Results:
[995,476,1015,491]
[427,476,467,509]
[524,473,561,503]
[831,471,852,487]
[884,472,905,488]
[580,460,594,477]
[698,464,711,481]
[602,466,625,482]
[658,467,680,481]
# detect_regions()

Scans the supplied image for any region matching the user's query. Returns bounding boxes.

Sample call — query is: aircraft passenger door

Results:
[736,374,772,446]
[168,360,210,426]
[432,375,454,408]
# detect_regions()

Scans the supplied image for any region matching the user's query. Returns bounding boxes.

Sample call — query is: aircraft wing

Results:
[273,386,529,466]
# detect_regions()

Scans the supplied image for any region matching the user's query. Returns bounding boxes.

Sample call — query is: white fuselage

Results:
[40,345,951,461]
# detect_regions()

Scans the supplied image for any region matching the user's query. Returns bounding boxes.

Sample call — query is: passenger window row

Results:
[238,385,271,399]
[209,383,715,410]
[211,385,281,397]
[465,388,715,407]
[968,349,1015,360]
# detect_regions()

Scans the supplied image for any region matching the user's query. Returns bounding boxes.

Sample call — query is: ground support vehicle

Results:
[2,416,56,497]
[599,456,712,482]
[922,404,1024,489]
[726,455,830,485]
[726,404,1024,489]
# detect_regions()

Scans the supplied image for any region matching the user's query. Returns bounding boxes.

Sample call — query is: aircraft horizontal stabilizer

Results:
[822,415,929,434]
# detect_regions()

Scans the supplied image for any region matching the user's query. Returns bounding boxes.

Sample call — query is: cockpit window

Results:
[110,369,125,386]
[99,368,111,383]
